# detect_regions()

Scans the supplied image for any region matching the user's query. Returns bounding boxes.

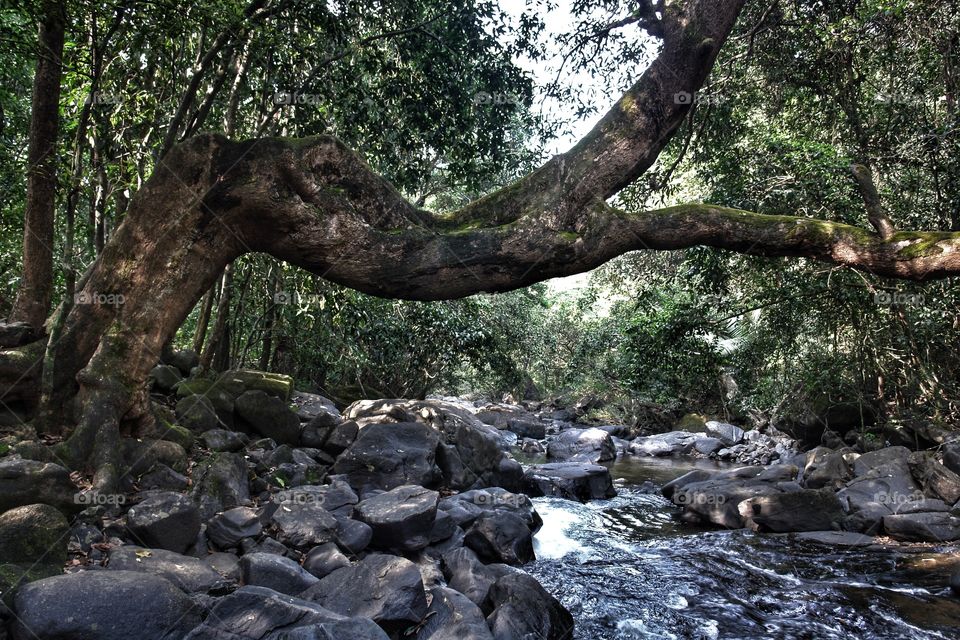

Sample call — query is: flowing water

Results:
[527,457,960,639]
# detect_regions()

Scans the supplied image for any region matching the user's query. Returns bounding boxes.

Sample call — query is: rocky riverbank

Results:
[0,357,958,638]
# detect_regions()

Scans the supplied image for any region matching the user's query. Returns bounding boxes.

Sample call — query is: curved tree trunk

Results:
[7,0,960,489]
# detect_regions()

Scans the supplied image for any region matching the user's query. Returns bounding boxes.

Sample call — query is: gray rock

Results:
[547,427,616,463]
[300,554,428,630]
[184,585,341,639]
[150,364,183,391]
[0,457,78,514]
[236,390,302,445]
[0,504,68,565]
[293,391,342,424]
[107,546,230,593]
[801,447,852,490]
[13,571,200,640]
[269,501,339,549]
[273,481,358,514]
[139,464,190,492]
[322,421,359,456]
[165,349,200,376]
[883,512,960,542]
[942,442,960,476]
[121,438,188,476]
[272,618,389,640]
[705,421,745,446]
[333,422,440,491]
[419,586,494,640]
[908,451,960,504]
[464,511,535,565]
[303,543,350,579]
[629,431,700,457]
[852,446,911,476]
[354,485,439,552]
[207,506,262,548]
[191,453,250,521]
[484,572,574,640]
[126,491,201,553]
[176,395,220,432]
[440,547,515,608]
[738,489,844,532]
[199,429,248,452]
[240,552,319,595]
[334,516,372,554]
[794,531,876,547]
[523,462,616,502]
[693,437,725,455]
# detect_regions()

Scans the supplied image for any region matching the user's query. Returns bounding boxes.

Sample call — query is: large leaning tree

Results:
[2,0,960,490]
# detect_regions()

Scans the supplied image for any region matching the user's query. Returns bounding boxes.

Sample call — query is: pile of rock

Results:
[663,445,960,542]
[0,374,583,639]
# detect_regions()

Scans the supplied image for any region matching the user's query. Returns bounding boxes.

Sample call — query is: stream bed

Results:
[527,457,960,639]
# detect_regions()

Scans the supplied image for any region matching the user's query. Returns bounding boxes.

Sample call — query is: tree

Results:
[8,0,66,330]
[4,0,960,490]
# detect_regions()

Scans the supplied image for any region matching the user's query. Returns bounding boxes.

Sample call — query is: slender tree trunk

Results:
[259,265,280,371]
[192,286,216,354]
[200,264,234,372]
[10,0,66,330]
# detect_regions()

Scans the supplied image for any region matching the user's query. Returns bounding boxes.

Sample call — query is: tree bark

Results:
[10,0,960,488]
[9,0,66,330]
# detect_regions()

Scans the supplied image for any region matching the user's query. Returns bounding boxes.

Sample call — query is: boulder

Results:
[484,572,574,640]
[908,452,960,504]
[883,512,960,542]
[705,421,745,446]
[942,442,960,476]
[333,422,440,491]
[303,542,350,579]
[268,501,339,549]
[441,547,515,608]
[199,428,248,452]
[334,516,373,554]
[207,506,262,548]
[629,431,700,457]
[191,452,250,521]
[121,438,188,476]
[13,571,200,640]
[273,481,358,515]
[184,585,343,639]
[126,491,201,553]
[164,349,199,376]
[738,489,844,532]
[300,554,428,630]
[801,447,852,490]
[273,618,389,639]
[107,546,229,593]
[240,552,319,595]
[0,457,78,514]
[0,504,68,565]
[221,369,294,400]
[175,395,220,432]
[292,391,342,424]
[546,427,616,463]
[138,464,189,493]
[353,484,439,552]
[523,462,616,502]
[150,364,182,391]
[418,586,494,640]
[322,421,359,456]
[236,390,302,445]
[464,511,535,565]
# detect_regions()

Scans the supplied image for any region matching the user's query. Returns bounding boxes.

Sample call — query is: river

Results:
[526,457,960,639]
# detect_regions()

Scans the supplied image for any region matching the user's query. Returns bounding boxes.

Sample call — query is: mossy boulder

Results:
[0,504,69,564]
[221,369,294,401]
[175,395,220,432]
[157,422,195,451]
[0,457,79,514]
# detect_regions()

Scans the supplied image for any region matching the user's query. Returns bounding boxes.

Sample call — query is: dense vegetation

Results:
[2,0,958,435]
